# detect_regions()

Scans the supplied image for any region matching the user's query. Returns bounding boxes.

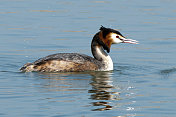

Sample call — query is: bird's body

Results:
[20,26,138,72]
[20,53,102,72]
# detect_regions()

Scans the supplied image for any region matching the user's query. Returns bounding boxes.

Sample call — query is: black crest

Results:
[99,25,123,38]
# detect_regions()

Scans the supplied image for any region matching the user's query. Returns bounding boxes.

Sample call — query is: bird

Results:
[20,26,138,72]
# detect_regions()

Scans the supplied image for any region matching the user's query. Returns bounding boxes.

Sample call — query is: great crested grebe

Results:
[20,26,138,72]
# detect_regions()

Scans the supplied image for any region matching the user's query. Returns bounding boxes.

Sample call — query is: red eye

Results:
[116,35,119,38]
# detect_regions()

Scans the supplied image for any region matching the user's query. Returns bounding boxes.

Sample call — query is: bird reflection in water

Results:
[89,72,120,111]
[31,71,121,111]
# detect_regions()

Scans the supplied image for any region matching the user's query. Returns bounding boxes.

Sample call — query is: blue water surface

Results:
[0,0,176,117]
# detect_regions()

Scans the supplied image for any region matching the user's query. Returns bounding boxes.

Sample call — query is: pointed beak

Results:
[120,38,138,44]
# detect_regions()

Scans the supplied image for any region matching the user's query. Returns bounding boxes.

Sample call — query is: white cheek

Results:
[111,34,123,44]
[113,39,122,44]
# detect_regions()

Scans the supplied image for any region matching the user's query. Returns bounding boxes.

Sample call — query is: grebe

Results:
[20,26,138,72]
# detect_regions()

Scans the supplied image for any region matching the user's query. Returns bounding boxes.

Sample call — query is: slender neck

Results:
[91,33,113,71]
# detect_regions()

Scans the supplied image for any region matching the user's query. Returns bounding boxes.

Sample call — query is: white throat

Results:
[92,46,113,71]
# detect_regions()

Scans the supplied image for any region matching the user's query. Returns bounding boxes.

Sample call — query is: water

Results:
[0,0,176,116]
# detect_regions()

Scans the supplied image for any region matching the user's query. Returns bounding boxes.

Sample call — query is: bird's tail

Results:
[20,63,35,72]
